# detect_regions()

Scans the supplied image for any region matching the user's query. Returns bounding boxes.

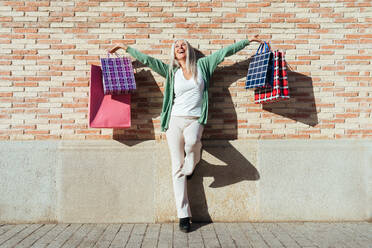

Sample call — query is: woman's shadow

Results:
[187,53,260,226]
[112,53,260,228]
[112,49,317,230]
[187,51,318,227]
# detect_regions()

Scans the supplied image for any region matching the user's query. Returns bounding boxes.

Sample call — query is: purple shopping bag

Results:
[100,53,136,95]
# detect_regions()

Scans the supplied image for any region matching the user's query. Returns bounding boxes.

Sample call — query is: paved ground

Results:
[0,222,371,248]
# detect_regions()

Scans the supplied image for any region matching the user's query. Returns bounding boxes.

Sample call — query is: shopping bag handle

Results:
[107,52,122,58]
[108,45,130,57]
[104,51,137,73]
[255,42,271,55]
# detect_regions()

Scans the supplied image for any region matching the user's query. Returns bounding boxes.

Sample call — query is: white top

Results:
[171,66,205,117]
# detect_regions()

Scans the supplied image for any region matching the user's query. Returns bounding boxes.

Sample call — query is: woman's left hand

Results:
[108,44,128,54]
[249,35,264,44]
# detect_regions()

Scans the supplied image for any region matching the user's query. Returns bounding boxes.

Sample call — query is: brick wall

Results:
[0,0,371,141]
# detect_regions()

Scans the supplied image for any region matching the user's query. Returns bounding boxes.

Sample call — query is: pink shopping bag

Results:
[89,64,131,128]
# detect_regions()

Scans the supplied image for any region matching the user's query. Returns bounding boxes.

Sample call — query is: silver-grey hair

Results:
[169,39,198,83]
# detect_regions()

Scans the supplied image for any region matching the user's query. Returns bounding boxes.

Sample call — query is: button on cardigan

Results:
[126,39,250,132]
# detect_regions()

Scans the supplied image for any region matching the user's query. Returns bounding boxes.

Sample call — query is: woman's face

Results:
[174,40,187,60]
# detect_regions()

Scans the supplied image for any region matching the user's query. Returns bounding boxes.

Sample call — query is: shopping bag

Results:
[89,64,131,128]
[245,42,274,89]
[100,53,136,95]
[254,50,290,104]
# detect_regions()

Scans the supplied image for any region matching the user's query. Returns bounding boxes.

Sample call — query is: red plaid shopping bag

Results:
[254,50,290,104]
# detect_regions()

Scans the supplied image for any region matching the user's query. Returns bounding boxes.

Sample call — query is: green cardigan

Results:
[126,39,250,132]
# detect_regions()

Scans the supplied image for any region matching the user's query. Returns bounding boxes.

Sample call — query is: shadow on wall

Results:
[262,66,318,127]
[204,58,250,139]
[204,57,319,139]
[113,60,163,145]
[113,57,318,143]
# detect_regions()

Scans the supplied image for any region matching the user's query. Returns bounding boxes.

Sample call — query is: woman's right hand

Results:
[248,35,264,44]
[108,44,128,54]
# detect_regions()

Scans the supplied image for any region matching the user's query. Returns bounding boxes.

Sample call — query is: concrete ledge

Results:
[0,140,371,223]
[0,141,58,223]
[258,140,371,221]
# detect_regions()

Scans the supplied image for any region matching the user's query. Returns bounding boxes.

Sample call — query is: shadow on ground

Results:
[188,140,259,224]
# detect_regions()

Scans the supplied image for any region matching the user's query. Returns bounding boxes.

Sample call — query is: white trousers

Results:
[165,115,204,218]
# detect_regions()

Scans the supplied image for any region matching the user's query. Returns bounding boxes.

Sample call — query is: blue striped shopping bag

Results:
[245,42,274,89]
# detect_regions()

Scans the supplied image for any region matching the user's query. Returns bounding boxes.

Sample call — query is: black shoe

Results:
[179,217,191,233]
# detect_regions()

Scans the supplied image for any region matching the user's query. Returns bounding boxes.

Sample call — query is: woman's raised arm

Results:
[199,35,263,77]
[108,44,169,78]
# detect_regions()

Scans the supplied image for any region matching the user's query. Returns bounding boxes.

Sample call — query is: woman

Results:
[109,35,263,232]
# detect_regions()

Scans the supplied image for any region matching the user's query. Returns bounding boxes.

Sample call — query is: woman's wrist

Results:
[109,44,128,54]
[248,35,264,44]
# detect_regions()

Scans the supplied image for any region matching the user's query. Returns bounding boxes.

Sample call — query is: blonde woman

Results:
[109,35,263,232]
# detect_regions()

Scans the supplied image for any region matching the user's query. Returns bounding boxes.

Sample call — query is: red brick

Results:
[126,2,148,7]
[14,28,38,33]
[76,2,99,7]
[62,103,87,108]
[262,18,284,23]
[286,18,309,23]
[14,82,38,87]
[297,24,320,29]
[298,56,320,60]
[200,2,221,7]
[139,7,162,12]
[175,2,198,7]
[13,125,36,129]
[212,18,235,23]
[125,34,149,39]
[64,28,88,34]
[335,18,357,23]
[35,135,61,140]
[247,3,270,7]
[101,12,122,17]
[126,23,149,28]
[86,135,111,140]
[163,18,186,23]
[321,45,344,49]
[38,114,62,119]
[0,17,12,22]
[190,8,212,12]
[52,44,76,49]
[26,1,49,7]
[260,134,285,139]
[335,113,359,118]
[3,1,24,6]
[150,12,173,18]
[50,119,74,124]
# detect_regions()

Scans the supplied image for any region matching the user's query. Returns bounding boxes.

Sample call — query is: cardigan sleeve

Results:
[199,39,250,77]
[126,46,169,78]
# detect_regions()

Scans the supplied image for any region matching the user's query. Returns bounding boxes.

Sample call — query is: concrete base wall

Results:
[0,140,371,223]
